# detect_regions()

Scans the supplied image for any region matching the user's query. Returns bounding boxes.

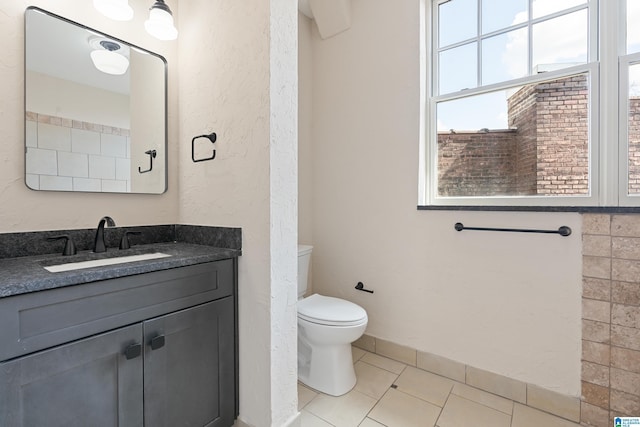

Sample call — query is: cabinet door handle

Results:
[124,343,142,360]
[150,335,165,350]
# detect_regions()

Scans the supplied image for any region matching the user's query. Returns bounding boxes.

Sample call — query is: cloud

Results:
[631,65,640,97]
[504,2,587,79]
[629,1,640,48]
[437,2,640,128]
[437,118,448,132]
[628,2,640,96]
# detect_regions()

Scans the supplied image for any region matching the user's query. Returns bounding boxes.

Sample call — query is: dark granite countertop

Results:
[0,242,239,298]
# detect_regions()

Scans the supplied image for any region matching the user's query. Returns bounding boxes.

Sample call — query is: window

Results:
[621,1,640,202]
[422,0,640,207]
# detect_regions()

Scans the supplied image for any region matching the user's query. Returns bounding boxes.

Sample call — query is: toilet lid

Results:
[298,294,367,326]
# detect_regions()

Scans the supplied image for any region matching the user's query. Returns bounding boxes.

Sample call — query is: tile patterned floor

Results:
[298,347,582,427]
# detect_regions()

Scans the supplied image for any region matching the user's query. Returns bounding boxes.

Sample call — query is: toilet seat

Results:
[298,294,367,326]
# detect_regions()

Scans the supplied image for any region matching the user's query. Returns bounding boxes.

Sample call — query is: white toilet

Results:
[297,245,368,396]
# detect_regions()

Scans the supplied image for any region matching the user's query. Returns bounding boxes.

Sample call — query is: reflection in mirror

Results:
[25,7,167,194]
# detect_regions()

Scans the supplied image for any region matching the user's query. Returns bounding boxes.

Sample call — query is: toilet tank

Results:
[297,245,313,298]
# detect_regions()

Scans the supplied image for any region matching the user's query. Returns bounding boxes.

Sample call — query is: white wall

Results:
[299,14,314,246]
[177,1,298,426]
[303,0,582,396]
[0,0,179,231]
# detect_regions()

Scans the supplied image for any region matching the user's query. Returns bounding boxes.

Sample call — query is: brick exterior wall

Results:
[532,76,589,195]
[437,75,590,197]
[630,97,640,194]
[508,83,538,195]
[437,130,517,196]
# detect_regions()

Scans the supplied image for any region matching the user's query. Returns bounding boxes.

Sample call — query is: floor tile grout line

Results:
[302,408,337,427]
[360,353,409,375]
[433,385,452,427]
[357,358,407,376]
[363,387,393,427]
[446,392,515,424]
[302,400,339,427]
[510,400,517,427]
[450,383,516,416]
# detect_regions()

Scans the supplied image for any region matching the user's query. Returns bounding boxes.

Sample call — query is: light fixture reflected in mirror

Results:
[93,0,134,21]
[145,0,178,41]
[90,40,130,75]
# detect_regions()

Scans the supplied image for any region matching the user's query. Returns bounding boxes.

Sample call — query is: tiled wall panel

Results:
[582,214,640,426]
[25,112,130,192]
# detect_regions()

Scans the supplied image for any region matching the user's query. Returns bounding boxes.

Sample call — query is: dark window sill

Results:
[417,205,640,213]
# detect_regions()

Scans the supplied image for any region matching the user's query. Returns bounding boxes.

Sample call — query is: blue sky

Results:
[436,0,640,132]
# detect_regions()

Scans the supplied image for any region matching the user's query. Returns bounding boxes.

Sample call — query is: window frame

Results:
[421,0,640,208]
[618,55,640,205]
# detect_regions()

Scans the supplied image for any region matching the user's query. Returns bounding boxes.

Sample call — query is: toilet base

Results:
[298,339,357,396]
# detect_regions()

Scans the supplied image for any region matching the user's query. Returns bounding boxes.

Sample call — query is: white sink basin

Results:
[43,252,171,273]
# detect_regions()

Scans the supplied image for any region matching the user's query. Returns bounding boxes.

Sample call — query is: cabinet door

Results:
[144,298,235,427]
[0,324,144,427]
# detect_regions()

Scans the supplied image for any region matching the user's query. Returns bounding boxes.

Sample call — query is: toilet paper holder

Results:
[355,282,373,293]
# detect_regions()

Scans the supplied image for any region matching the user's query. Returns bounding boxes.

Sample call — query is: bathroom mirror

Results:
[24,7,167,194]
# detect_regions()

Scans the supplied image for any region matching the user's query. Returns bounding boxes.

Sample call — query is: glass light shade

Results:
[93,0,134,21]
[145,8,178,40]
[90,49,130,75]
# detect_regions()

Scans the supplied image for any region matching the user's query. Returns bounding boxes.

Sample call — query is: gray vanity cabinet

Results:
[0,259,237,427]
[0,324,144,426]
[144,297,235,427]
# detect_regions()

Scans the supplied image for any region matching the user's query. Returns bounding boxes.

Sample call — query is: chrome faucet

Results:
[93,216,116,253]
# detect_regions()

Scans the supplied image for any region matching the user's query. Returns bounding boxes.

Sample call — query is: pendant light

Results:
[145,0,178,41]
[93,0,134,21]
[90,40,130,75]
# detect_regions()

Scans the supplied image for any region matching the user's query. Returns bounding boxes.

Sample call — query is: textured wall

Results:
[0,0,179,231]
[268,0,299,425]
[177,1,298,425]
[305,0,582,395]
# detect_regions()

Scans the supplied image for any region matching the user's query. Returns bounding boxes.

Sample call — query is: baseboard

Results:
[234,412,301,427]
[281,412,301,427]
[233,418,253,427]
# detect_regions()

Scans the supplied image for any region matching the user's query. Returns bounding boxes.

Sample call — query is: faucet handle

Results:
[47,235,77,256]
[119,231,142,250]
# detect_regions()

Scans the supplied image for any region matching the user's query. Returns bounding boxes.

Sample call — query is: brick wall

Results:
[437,130,517,196]
[581,214,640,426]
[630,97,640,194]
[533,76,589,195]
[508,84,538,195]
[437,75,590,197]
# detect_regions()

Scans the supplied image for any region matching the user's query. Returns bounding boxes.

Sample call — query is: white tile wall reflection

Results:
[25,113,130,192]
